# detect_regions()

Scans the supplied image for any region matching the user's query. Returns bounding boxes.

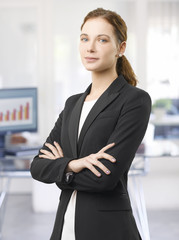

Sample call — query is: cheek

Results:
[102,47,117,62]
[102,43,117,55]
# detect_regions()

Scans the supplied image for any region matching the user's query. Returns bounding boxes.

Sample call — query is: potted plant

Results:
[152,98,172,119]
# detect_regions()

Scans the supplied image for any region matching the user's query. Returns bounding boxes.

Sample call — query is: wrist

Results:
[66,160,73,173]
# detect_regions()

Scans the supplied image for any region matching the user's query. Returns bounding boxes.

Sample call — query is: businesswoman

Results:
[30,8,151,240]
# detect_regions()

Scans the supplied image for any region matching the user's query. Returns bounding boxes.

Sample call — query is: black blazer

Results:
[30,75,151,240]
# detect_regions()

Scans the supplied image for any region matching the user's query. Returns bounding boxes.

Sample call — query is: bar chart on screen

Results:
[0,98,33,127]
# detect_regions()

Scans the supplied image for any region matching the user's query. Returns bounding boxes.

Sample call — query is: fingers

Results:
[39,149,56,159]
[90,157,111,175]
[45,143,59,158]
[54,141,64,157]
[98,142,115,153]
[39,154,54,159]
[84,159,102,177]
[83,153,115,177]
[97,152,116,163]
[39,141,64,160]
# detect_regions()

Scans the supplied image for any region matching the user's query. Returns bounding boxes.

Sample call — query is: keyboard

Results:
[5,144,42,156]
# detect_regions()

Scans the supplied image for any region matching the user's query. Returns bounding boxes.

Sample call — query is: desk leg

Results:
[0,178,10,240]
[129,175,150,240]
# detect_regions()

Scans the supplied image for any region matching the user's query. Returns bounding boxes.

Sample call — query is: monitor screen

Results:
[0,88,37,135]
[154,125,179,139]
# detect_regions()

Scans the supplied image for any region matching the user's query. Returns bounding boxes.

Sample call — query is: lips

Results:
[85,57,99,62]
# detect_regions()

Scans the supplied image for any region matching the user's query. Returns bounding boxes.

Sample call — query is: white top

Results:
[61,99,98,240]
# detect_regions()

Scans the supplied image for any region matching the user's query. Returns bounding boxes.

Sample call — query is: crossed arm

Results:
[39,141,116,177]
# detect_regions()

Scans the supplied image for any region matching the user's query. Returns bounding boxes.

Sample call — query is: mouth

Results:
[84,57,99,63]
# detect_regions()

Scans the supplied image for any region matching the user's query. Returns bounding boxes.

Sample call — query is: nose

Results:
[87,39,96,53]
[87,49,94,53]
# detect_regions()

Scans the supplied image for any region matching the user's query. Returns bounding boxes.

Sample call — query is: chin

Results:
[84,65,104,72]
[84,66,97,72]
[85,67,110,74]
[83,62,101,72]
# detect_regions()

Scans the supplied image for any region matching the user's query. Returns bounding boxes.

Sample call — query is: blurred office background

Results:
[0,0,179,239]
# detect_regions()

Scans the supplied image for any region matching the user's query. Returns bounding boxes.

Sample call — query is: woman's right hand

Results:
[66,143,116,177]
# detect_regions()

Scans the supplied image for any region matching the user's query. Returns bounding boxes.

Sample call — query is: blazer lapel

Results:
[68,75,127,157]
[68,85,91,158]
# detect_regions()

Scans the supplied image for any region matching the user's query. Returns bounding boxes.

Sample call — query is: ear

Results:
[118,41,126,56]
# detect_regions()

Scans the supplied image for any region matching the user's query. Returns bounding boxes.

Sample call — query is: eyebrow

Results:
[80,33,110,39]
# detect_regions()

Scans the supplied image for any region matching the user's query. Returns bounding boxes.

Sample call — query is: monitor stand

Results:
[0,135,5,157]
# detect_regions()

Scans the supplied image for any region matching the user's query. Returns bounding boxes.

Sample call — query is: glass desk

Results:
[0,155,33,240]
[129,140,179,240]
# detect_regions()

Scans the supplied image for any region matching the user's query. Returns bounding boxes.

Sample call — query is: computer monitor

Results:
[154,125,179,140]
[0,88,38,156]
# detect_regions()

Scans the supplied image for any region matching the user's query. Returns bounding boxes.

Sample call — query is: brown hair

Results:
[81,8,137,86]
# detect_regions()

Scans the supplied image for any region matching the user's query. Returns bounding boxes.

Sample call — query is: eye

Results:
[98,38,107,43]
[81,37,88,42]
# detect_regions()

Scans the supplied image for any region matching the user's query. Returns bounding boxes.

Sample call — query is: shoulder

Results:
[124,83,151,105]
[120,83,152,117]
[64,93,83,108]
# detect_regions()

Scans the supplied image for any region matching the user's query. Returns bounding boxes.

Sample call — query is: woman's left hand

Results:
[39,141,64,160]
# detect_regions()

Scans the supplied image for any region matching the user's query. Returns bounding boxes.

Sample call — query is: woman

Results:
[30,8,151,240]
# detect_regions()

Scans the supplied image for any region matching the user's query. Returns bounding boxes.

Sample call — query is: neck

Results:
[90,69,118,98]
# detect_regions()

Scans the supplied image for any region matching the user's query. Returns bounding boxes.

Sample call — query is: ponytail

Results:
[116,56,138,86]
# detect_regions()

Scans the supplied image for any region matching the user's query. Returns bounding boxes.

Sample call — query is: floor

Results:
[1,194,179,240]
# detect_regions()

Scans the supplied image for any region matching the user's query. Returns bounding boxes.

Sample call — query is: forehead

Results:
[81,18,115,36]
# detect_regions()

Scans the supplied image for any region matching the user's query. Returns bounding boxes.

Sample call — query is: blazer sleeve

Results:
[30,110,75,185]
[60,90,151,192]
